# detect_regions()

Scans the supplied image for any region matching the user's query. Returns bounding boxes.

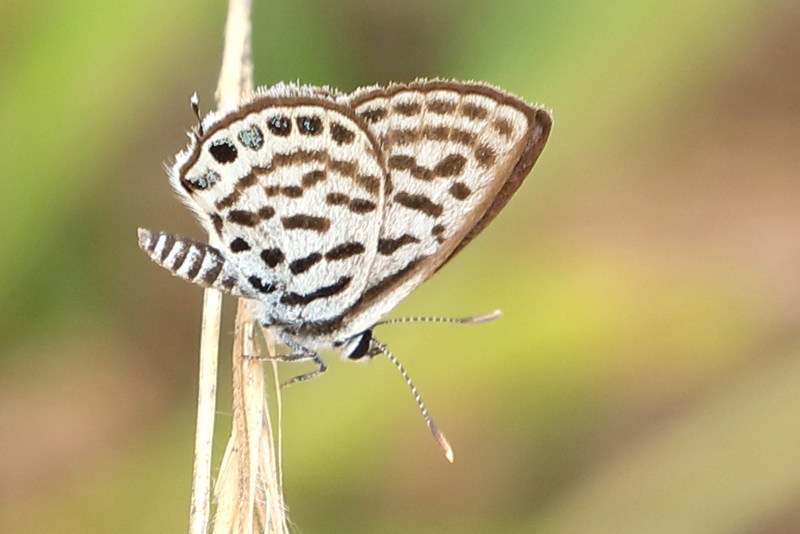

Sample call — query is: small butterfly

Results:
[138,79,551,460]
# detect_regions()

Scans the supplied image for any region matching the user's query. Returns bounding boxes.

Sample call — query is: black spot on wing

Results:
[280,276,352,306]
[348,198,376,214]
[394,192,443,218]
[302,169,326,188]
[449,182,472,200]
[267,115,291,136]
[260,248,285,268]
[329,159,356,178]
[474,144,496,168]
[357,174,381,196]
[461,102,489,120]
[385,129,419,147]
[388,153,466,181]
[431,224,446,244]
[325,242,365,261]
[228,210,257,227]
[229,237,251,252]
[297,115,323,136]
[248,276,276,294]
[326,192,349,206]
[378,234,420,255]
[360,107,386,123]
[183,170,219,192]
[433,154,466,177]
[227,207,274,227]
[281,186,303,198]
[330,122,356,145]
[209,139,237,164]
[281,214,331,233]
[238,126,264,149]
[427,99,457,114]
[289,252,323,275]
[493,118,513,138]
[393,101,421,116]
[388,155,432,181]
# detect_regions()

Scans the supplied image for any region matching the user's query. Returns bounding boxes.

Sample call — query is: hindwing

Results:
[170,93,387,325]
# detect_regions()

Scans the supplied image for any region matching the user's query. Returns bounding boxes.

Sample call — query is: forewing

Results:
[344,80,551,325]
[170,93,386,325]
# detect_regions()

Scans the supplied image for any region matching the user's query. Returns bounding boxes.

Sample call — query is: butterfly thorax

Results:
[262,309,376,362]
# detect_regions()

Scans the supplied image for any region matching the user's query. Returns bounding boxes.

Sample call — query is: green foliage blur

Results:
[2,1,800,532]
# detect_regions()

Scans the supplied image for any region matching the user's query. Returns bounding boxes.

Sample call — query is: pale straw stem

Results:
[188,0,255,533]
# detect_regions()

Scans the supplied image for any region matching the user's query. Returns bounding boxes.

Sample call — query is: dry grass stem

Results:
[190,0,289,533]
[216,0,254,108]
[213,302,288,534]
[189,287,223,534]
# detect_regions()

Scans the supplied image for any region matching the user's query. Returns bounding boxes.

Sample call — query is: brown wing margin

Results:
[440,104,551,271]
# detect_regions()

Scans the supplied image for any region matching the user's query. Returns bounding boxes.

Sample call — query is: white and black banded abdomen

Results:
[137,229,254,297]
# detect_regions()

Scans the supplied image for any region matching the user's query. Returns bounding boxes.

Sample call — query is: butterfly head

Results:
[333,329,376,361]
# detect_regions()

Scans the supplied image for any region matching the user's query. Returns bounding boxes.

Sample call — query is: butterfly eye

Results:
[345,330,373,360]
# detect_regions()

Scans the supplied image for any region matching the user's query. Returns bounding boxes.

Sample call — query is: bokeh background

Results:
[2,1,800,532]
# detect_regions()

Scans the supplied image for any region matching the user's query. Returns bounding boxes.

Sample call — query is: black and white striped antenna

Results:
[190,92,204,137]
[372,309,502,462]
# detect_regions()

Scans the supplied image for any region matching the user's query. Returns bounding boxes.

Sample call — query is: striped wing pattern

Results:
[139,80,551,346]
[340,81,551,334]
[167,94,386,327]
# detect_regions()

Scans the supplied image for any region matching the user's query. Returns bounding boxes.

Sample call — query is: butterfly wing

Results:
[341,80,551,330]
[169,90,387,326]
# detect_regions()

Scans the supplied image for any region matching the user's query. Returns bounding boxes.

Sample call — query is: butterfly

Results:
[138,79,551,459]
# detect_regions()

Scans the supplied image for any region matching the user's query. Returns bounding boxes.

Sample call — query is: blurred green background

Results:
[2,1,799,532]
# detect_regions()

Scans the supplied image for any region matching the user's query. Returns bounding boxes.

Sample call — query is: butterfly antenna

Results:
[372,341,454,463]
[190,92,204,137]
[376,309,502,327]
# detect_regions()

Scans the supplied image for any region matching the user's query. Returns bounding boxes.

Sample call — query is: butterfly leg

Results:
[244,350,328,388]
